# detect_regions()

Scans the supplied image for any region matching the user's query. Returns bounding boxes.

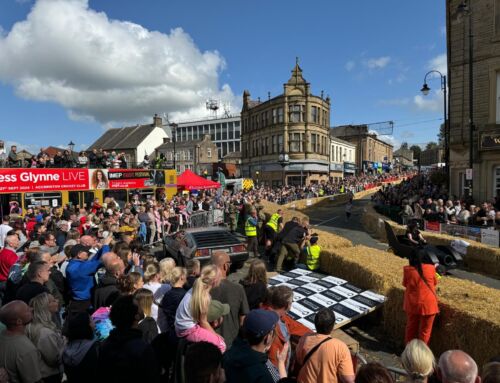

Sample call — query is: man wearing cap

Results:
[223,309,289,383]
[66,235,112,315]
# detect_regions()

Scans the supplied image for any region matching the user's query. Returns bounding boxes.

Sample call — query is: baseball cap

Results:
[243,309,279,338]
[207,300,230,322]
[70,244,91,258]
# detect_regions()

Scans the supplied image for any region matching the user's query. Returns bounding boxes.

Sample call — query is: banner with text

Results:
[0,168,89,193]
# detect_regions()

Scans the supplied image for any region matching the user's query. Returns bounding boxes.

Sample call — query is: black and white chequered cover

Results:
[268,268,385,331]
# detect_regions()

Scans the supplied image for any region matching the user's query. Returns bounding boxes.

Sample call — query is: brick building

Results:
[447,0,500,200]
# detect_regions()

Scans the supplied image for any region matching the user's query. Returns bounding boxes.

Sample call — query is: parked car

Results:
[156,227,249,270]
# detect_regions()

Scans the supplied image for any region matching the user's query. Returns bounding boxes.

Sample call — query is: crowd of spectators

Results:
[0,170,498,382]
[0,145,136,169]
[0,204,498,382]
[246,172,413,205]
[373,174,500,229]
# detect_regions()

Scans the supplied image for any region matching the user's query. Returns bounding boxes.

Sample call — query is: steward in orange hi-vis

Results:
[403,262,439,345]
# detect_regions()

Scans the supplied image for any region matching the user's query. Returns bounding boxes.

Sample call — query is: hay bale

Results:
[260,200,308,222]
[314,228,353,249]
[319,244,500,367]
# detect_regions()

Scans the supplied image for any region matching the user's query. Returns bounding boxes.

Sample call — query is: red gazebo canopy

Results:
[177,169,221,190]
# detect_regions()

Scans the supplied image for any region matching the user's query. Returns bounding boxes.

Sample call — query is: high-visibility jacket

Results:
[305,244,321,271]
[319,189,325,196]
[266,213,281,232]
[245,217,257,237]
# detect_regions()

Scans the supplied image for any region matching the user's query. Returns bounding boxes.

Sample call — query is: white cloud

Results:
[345,60,355,72]
[0,0,238,126]
[365,56,391,69]
[427,53,447,76]
[368,130,399,148]
[413,89,443,112]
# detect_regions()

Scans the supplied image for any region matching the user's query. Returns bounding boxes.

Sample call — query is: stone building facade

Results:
[241,62,331,186]
[155,135,218,176]
[329,137,356,181]
[331,125,393,174]
[420,147,444,167]
[171,116,241,159]
[447,0,500,201]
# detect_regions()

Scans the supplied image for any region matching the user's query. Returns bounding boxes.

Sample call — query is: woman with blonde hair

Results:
[134,288,159,343]
[174,264,225,352]
[143,262,171,320]
[159,257,176,283]
[240,259,268,310]
[401,339,435,383]
[159,267,187,333]
[26,293,65,383]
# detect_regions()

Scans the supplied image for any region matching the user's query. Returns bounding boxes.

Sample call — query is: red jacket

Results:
[0,248,18,282]
[403,264,439,316]
[263,306,312,367]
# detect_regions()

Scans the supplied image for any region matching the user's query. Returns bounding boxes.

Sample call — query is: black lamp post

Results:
[457,0,474,199]
[68,141,75,153]
[171,123,177,172]
[421,70,448,188]
[255,170,260,187]
[278,152,289,186]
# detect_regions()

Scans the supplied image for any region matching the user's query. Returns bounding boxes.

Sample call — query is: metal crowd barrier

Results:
[187,209,226,229]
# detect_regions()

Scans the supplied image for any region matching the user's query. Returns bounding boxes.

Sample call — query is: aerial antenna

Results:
[222,102,232,118]
[206,99,220,119]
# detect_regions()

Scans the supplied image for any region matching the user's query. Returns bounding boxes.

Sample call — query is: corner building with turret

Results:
[241,61,331,186]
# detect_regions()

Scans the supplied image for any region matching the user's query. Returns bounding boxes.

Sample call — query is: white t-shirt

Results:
[174,289,195,335]
[0,223,13,248]
[144,281,171,321]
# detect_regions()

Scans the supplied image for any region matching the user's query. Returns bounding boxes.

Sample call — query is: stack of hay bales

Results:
[313,228,353,250]
[320,245,500,367]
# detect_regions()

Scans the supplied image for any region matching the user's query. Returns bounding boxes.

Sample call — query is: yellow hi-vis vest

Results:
[319,189,325,196]
[266,213,280,232]
[306,244,321,271]
[245,217,257,237]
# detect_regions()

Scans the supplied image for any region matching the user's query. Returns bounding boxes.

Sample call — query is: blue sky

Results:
[0,0,446,153]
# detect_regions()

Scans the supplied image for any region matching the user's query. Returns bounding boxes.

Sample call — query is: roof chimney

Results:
[153,114,162,127]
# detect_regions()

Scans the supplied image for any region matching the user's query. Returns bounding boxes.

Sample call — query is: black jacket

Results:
[97,328,160,383]
[138,317,159,344]
[93,274,120,309]
[223,337,274,383]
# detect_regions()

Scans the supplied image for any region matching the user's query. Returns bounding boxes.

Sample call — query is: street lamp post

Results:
[170,123,177,172]
[421,70,449,189]
[457,0,474,199]
[278,152,289,187]
[255,171,259,187]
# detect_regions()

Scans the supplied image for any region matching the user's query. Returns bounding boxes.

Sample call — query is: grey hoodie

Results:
[62,339,96,367]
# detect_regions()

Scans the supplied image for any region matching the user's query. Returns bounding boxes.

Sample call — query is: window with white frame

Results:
[494,166,500,196]
[289,104,303,123]
[277,107,284,123]
[207,148,212,158]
